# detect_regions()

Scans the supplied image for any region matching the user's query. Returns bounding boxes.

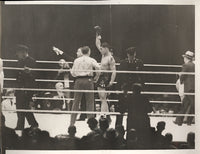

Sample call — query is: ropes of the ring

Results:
[2,87,195,95]
[4,78,176,86]
[2,67,194,75]
[2,109,195,117]
[1,96,182,104]
[2,59,182,68]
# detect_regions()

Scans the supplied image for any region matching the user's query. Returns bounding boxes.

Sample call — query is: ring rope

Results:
[2,59,182,68]
[2,87,195,95]
[2,109,195,117]
[4,78,117,84]
[145,82,176,86]
[4,78,176,86]
[1,96,182,104]
[3,67,194,75]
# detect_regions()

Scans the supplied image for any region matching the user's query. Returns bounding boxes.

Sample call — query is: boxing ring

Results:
[1,59,195,142]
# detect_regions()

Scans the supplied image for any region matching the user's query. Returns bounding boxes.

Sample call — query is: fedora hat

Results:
[182,51,194,60]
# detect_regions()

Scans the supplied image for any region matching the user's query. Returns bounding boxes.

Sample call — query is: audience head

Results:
[182,51,194,63]
[132,83,142,94]
[156,121,166,133]
[58,59,69,69]
[55,82,64,90]
[115,125,125,138]
[68,126,76,137]
[99,116,109,132]
[121,83,129,93]
[96,104,101,112]
[187,132,195,146]
[39,130,50,140]
[77,47,83,57]
[128,128,138,141]
[126,47,136,60]
[5,88,15,96]
[81,46,91,56]
[87,117,98,131]
[165,133,173,143]
[105,128,117,140]
[15,44,29,60]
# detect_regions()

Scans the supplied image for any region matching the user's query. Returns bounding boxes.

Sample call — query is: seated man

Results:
[86,117,101,136]
[154,121,166,149]
[53,82,69,110]
[55,126,80,150]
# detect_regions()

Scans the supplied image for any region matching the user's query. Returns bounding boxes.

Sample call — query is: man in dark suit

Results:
[117,47,144,90]
[15,45,38,130]
[115,47,144,127]
[174,51,195,126]
[126,83,152,149]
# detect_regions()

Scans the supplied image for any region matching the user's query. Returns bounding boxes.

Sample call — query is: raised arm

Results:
[94,26,103,54]
[95,34,102,54]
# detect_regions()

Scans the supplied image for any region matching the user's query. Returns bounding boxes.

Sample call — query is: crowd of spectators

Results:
[1,113,195,151]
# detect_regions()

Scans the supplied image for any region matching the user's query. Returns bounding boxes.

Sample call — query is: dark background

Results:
[1,5,194,64]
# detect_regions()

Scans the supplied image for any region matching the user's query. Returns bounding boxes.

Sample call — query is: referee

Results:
[70,46,100,126]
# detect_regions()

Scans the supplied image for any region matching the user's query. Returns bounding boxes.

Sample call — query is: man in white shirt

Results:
[70,46,100,126]
[2,89,18,128]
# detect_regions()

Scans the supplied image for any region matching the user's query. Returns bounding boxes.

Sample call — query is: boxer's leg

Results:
[98,87,109,112]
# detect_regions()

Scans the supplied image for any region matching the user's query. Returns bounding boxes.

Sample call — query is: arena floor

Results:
[4,112,195,142]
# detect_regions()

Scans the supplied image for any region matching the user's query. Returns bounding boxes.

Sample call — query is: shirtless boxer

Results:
[95,26,116,113]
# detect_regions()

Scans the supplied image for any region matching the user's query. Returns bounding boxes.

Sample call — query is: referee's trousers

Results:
[70,77,95,125]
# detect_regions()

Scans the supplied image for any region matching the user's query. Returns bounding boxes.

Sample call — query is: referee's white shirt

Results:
[70,55,100,77]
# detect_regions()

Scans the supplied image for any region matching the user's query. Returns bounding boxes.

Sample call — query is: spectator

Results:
[104,128,119,149]
[55,126,80,150]
[1,89,18,126]
[154,121,166,149]
[164,133,177,149]
[19,127,42,149]
[1,114,19,151]
[174,51,195,126]
[115,125,126,149]
[87,117,101,135]
[38,130,55,150]
[126,128,138,149]
[90,116,110,149]
[126,83,152,148]
[40,92,53,110]
[179,132,195,149]
[55,59,71,109]
[99,116,110,134]
[53,82,67,110]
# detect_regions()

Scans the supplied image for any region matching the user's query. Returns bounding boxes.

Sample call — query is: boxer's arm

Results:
[92,59,101,82]
[109,56,116,86]
[95,34,103,54]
